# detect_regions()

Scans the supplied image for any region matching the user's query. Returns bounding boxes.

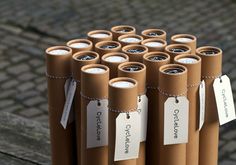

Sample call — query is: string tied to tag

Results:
[45,71,71,79]
[80,92,108,101]
[158,87,187,97]
[201,73,222,80]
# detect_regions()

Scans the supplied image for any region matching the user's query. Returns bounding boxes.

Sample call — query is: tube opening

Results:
[77,54,96,60]
[122,64,144,72]
[200,48,220,55]
[169,47,188,53]
[144,41,164,47]
[174,36,193,43]
[163,66,185,74]
[148,55,167,61]
[100,44,119,49]
[177,57,198,64]
[146,31,164,37]
[126,48,145,53]
[84,67,106,74]
[121,37,141,43]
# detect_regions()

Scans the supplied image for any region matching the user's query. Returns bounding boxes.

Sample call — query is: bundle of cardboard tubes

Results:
[45,25,235,165]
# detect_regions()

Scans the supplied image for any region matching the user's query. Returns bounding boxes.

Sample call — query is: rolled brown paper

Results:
[111,25,136,41]
[118,62,146,165]
[87,30,113,49]
[165,44,192,62]
[45,46,76,165]
[142,52,170,165]
[67,39,93,54]
[108,77,138,165]
[95,41,122,57]
[141,38,167,52]
[171,34,197,54]
[141,29,167,40]
[122,44,148,62]
[72,51,100,165]
[101,52,129,79]
[81,64,110,165]
[118,34,143,47]
[196,46,222,165]
[174,54,201,165]
[158,64,188,165]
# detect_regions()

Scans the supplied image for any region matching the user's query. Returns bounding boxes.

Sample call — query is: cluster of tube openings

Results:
[46,25,223,165]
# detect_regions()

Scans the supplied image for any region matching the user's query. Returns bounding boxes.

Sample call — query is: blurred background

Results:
[0,0,236,164]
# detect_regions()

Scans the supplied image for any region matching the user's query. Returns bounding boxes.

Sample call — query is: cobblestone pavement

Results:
[0,0,236,164]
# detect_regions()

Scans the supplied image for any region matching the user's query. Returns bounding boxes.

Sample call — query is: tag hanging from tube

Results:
[114,111,141,161]
[61,78,77,129]
[164,96,189,145]
[199,80,205,130]
[213,75,236,125]
[137,95,148,142]
[87,99,108,148]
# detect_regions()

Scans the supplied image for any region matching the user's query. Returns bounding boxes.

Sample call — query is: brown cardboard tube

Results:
[196,46,222,165]
[141,29,167,40]
[171,34,197,54]
[118,34,144,47]
[141,38,167,52]
[67,39,93,54]
[142,52,170,165]
[95,41,122,57]
[158,64,188,165]
[174,54,201,165]
[101,52,129,79]
[117,62,146,165]
[45,46,76,165]
[165,44,192,63]
[111,25,136,41]
[72,51,100,165]
[108,77,138,165]
[81,64,110,165]
[122,45,148,62]
[87,30,113,49]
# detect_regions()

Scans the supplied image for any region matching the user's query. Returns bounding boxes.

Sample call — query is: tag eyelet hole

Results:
[97,100,101,106]
[126,113,130,119]
[175,97,179,104]
[138,96,141,102]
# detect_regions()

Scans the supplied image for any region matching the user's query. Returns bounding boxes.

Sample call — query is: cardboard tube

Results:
[196,46,222,165]
[101,52,129,79]
[108,77,138,165]
[158,64,187,165]
[117,62,146,165]
[141,29,167,40]
[72,51,100,165]
[174,54,201,165]
[118,34,143,47]
[165,44,192,63]
[171,34,197,54]
[45,46,76,165]
[95,41,121,57]
[87,30,113,49]
[141,38,167,52]
[111,25,136,41]
[81,64,110,165]
[142,52,170,165]
[122,45,148,62]
[67,39,93,54]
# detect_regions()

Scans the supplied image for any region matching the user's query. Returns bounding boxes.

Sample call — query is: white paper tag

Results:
[164,96,189,145]
[87,99,109,148]
[114,111,141,161]
[213,75,236,125]
[199,80,206,130]
[61,79,77,129]
[137,95,148,142]
[64,78,70,96]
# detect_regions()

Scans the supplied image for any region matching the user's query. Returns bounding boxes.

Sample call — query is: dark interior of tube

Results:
[147,31,163,36]
[169,47,188,53]
[163,66,185,74]
[116,27,133,32]
[100,44,118,49]
[122,64,143,72]
[200,48,220,55]
[148,55,167,61]
[126,48,145,53]
[77,54,96,60]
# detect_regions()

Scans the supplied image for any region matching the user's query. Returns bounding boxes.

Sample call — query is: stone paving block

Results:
[28,59,43,67]
[17,72,36,81]
[17,82,35,91]
[23,96,46,107]
[220,160,235,165]
[1,80,19,89]
[0,23,22,34]
[6,63,30,75]
[0,99,14,108]
[18,107,43,118]
[0,90,16,99]
[221,141,236,153]
[0,72,9,82]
